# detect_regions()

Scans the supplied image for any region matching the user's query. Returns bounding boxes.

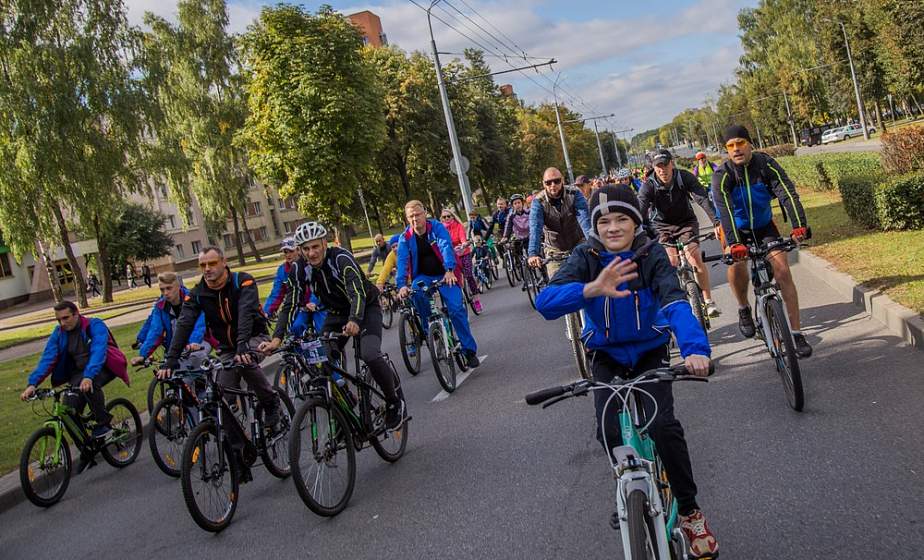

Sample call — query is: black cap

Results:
[589,185,643,228]
[650,149,672,165]
[723,124,753,144]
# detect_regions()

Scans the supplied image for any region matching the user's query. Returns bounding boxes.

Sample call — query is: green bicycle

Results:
[20,387,143,507]
[416,279,469,393]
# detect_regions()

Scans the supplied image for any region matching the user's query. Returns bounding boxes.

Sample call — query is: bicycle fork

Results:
[755,290,793,357]
[612,451,672,559]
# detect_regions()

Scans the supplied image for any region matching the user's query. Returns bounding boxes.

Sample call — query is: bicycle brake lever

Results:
[541,394,573,409]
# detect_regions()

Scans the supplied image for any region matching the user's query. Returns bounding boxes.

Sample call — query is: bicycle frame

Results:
[747,248,794,359]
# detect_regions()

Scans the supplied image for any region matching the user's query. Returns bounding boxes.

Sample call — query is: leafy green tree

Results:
[240,4,386,249]
[81,203,174,276]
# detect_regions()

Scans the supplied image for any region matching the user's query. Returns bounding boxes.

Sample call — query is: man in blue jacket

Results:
[534,184,718,558]
[527,167,592,278]
[264,236,325,334]
[21,301,129,440]
[396,200,479,368]
[130,272,210,367]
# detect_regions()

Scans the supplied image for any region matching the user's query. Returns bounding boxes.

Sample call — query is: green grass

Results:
[0,308,147,350]
[350,225,405,252]
[774,190,924,315]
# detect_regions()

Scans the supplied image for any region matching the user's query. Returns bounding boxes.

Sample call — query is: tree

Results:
[240,4,386,250]
[82,203,174,276]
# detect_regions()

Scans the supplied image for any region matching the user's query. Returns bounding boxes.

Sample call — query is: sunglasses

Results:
[440,215,452,220]
[725,139,749,150]
[544,177,563,186]
[198,259,221,270]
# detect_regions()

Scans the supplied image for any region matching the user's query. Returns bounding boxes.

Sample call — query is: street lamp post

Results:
[427,0,474,214]
[552,81,575,184]
[592,120,607,176]
[783,90,799,146]
[838,21,870,140]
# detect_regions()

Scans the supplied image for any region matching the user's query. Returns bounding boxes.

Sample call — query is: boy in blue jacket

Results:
[130,272,210,368]
[534,184,718,557]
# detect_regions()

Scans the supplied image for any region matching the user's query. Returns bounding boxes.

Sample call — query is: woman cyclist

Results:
[441,209,482,314]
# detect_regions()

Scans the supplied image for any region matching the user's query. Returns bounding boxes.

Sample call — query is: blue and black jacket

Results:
[535,234,710,368]
[28,316,129,387]
[712,152,807,244]
[138,287,207,360]
[263,261,293,315]
[395,219,456,288]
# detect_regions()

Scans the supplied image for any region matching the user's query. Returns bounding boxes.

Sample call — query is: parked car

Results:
[821,123,876,144]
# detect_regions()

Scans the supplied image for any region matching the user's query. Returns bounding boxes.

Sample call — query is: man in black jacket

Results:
[260,222,405,430]
[638,149,720,318]
[158,245,281,427]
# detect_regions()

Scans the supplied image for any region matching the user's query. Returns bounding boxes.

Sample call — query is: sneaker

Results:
[793,333,813,358]
[406,343,417,357]
[473,299,483,313]
[92,424,113,441]
[738,306,756,338]
[465,350,480,369]
[263,405,281,433]
[679,509,719,558]
[384,399,404,430]
[704,300,720,318]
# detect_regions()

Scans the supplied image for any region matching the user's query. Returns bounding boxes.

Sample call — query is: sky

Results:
[124,0,756,134]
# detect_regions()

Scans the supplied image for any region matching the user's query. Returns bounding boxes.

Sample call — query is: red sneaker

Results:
[679,509,719,558]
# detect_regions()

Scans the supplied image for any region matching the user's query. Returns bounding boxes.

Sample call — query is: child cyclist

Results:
[534,184,718,558]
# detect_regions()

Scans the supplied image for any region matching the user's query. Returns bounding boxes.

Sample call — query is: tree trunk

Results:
[372,201,384,234]
[51,203,88,308]
[873,99,886,133]
[427,189,437,218]
[911,94,924,117]
[395,154,412,201]
[92,212,114,303]
[229,205,246,266]
[36,239,64,303]
[238,210,262,262]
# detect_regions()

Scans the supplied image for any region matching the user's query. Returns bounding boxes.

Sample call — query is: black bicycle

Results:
[664,231,715,332]
[705,234,804,410]
[288,332,409,517]
[178,356,295,532]
[380,283,399,329]
[500,239,521,287]
[396,292,425,376]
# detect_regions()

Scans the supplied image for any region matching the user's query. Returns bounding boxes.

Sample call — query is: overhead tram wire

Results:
[454,0,530,60]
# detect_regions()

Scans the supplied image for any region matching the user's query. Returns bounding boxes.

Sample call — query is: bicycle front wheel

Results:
[274,364,305,404]
[101,398,143,468]
[524,268,538,310]
[684,281,709,332]
[398,314,422,376]
[382,295,395,329]
[20,427,72,507]
[427,321,456,392]
[289,397,356,516]
[368,359,409,463]
[626,489,659,559]
[261,390,295,479]
[767,297,804,411]
[149,398,189,477]
[567,313,590,380]
[181,421,239,532]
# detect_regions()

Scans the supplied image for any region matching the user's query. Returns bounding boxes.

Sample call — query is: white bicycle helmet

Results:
[293,221,328,245]
[616,168,631,180]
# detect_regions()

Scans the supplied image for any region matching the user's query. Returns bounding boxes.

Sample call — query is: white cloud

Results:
[122,0,260,32]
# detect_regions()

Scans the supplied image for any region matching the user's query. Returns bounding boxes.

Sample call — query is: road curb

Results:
[792,249,923,349]
[0,354,282,514]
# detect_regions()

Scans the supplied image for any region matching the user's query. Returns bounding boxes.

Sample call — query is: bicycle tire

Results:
[274,364,305,404]
[525,267,538,310]
[568,313,591,380]
[20,426,72,507]
[289,397,356,517]
[181,421,239,532]
[465,282,482,316]
[146,376,165,416]
[149,398,187,477]
[767,297,804,411]
[398,314,422,376]
[427,322,456,392]
[101,398,143,468]
[261,389,295,479]
[504,255,517,287]
[684,281,709,333]
[382,295,395,329]
[626,489,658,559]
[369,361,409,462]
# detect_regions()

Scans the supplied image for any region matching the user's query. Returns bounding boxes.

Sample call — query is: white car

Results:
[821,124,876,144]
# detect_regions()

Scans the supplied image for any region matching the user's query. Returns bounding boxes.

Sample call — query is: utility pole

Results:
[838,20,869,140]
[357,187,374,239]
[427,0,473,214]
[611,131,622,168]
[783,90,799,146]
[552,75,575,185]
[561,113,616,177]
[753,118,764,148]
[592,120,607,176]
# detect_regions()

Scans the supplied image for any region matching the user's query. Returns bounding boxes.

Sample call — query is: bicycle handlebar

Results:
[703,236,800,265]
[524,364,713,407]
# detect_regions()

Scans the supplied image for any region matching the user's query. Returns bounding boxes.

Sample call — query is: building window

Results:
[253,226,268,242]
[283,197,297,210]
[283,220,299,234]
[166,215,177,229]
[175,244,185,258]
[223,233,235,249]
[159,185,168,199]
[244,201,262,217]
[0,253,13,278]
[185,208,196,226]
[191,240,201,254]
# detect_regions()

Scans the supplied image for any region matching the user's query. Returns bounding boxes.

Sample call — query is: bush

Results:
[838,175,878,229]
[776,152,883,192]
[776,155,832,191]
[759,144,796,158]
[881,125,924,174]
[874,172,924,231]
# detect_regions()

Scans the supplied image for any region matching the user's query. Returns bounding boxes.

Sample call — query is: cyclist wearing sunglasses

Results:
[638,149,721,318]
[160,245,283,430]
[712,124,812,357]
[527,167,592,278]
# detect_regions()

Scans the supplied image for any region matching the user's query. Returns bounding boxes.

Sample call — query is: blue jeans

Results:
[411,274,477,354]
[289,309,326,336]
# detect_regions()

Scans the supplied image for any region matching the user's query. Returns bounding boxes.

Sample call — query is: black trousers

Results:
[217,335,279,413]
[590,345,699,515]
[64,369,115,427]
[323,304,399,404]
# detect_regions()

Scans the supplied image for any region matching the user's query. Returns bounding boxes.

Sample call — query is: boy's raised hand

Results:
[582,257,639,299]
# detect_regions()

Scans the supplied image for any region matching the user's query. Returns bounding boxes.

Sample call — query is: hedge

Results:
[776,153,883,192]
[881,125,924,174]
[838,175,878,228]
[838,171,924,231]
[758,144,796,158]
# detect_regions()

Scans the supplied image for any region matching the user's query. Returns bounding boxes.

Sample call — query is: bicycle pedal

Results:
[609,512,621,531]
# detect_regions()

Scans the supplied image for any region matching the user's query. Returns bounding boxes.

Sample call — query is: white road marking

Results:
[431,355,488,402]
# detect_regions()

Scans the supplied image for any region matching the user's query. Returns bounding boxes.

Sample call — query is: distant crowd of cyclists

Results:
[22,123,821,558]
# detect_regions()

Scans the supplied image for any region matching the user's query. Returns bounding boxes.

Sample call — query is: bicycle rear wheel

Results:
[274,364,306,404]
[382,294,395,329]
[289,397,356,516]
[101,398,143,468]
[626,489,659,559]
[150,398,189,477]
[398,314,422,376]
[181,421,239,532]
[567,313,590,380]
[20,427,72,507]
[524,267,538,310]
[427,321,456,392]
[504,255,517,287]
[146,376,166,417]
[260,390,295,479]
[464,282,482,316]
[684,281,709,332]
[368,358,409,462]
[767,297,804,411]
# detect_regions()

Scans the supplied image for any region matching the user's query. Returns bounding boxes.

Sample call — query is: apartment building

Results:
[346,11,387,47]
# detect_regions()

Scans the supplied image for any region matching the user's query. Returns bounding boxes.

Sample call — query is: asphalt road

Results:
[795,137,881,155]
[2,237,923,559]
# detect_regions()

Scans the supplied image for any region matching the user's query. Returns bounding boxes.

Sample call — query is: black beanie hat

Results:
[589,184,643,228]
[723,124,753,144]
